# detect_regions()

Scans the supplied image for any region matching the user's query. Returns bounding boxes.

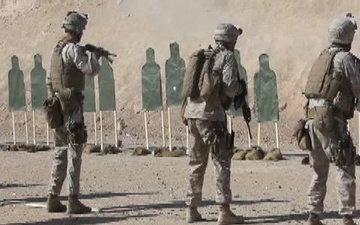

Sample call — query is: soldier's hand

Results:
[234,79,248,110]
[242,103,251,123]
[233,94,242,110]
[239,79,247,96]
[94,47,105,59]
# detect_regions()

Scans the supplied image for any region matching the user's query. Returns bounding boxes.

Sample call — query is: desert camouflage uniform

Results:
[306,46,360,216]
[48,42,100,197]
[184,45,241,206]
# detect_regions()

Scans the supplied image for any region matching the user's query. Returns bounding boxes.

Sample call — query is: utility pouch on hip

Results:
[332,92,355,119]
[212,129,233,158]
[66,121,87,145]
[58,88,81,114]
[334,137,356,167]
[293,119,311,151]
[210,121,231,155]
[43,96,64,129]
[309,107,334,131]
[333,135,355,167]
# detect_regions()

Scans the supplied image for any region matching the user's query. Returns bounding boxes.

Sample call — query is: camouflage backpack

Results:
[180,47,218,124]
[181,47,216,100]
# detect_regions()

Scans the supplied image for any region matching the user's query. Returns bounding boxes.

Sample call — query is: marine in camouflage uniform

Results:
[46,11,101,214]
[184,24,249,225]
[304,13,360,225]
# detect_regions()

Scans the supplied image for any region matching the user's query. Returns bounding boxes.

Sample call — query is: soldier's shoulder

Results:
[64,43,86,55]
[219,48,234,56]
[217,49,235,62]
[62,42,75,52]
[330,51,355,68]
[335,51,354,62]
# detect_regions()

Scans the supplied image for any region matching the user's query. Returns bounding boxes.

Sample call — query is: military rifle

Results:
[84,44,117,63]
[234,78,253,140]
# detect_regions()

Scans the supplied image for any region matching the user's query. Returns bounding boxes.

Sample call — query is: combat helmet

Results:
[62,11,88,34]
[214,23,243,42]
[328,13,357,45]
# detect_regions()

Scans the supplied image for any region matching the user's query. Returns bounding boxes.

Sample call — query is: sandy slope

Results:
[1,0,360,147]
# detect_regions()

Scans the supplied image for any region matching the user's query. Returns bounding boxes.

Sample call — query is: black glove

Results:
[95,47,106,59]
[242,102,251,123]
[233,95,242,110]
[239,79,247,96]
[234,79,248,110]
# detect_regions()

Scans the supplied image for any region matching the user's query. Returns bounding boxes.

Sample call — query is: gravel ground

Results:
[0,149,359,225]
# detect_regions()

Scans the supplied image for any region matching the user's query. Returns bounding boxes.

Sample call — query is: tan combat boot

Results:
[46,194,66,212]
[343,215,356,225]
[307,213,324,225]
[217,204,244,225]
[67,195,92,214]
[186,207,203,223]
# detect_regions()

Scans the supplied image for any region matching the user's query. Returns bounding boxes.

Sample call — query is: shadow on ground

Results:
[101,198,289,213]
[244,210,360,224]
[0,191,159,207]
[2,214,156,225]
[2,195,356,224]
[0,183,44,189]
[281,153,308,157]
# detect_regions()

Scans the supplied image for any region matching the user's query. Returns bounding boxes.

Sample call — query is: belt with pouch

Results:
[307,98,345,120]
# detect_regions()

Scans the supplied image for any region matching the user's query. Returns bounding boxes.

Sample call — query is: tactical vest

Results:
[49,38,85,93]
[304,49,355,119]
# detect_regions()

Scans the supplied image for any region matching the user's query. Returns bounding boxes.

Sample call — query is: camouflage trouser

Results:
[48,106,87,197]
[185,119,232,207]
[306,119,356,215]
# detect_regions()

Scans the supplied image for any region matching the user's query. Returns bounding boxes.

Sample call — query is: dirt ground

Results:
[1,147,359,225]
[2,1,360,224]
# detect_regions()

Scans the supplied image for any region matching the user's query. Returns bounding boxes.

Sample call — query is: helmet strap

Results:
[216,40,236,51]
[330,43,351,51]
[64,29,82,43]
